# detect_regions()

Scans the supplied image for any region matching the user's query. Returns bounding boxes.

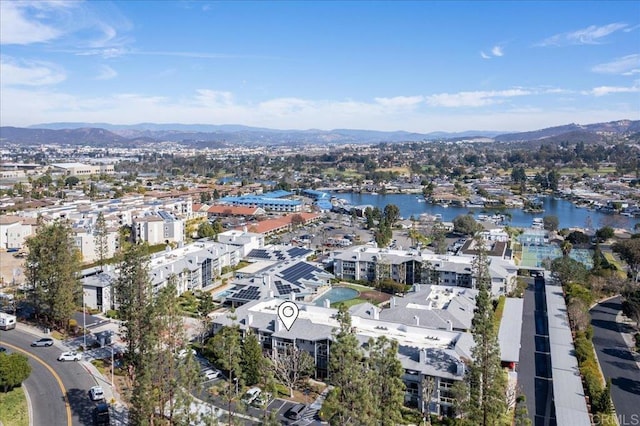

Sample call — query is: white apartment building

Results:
[132,211,184,246]
[212,285,479,417]
[82,239,243,312]
[50,162,115,176]
[0,216,37,250]
[217,229,264,258]
[333,246,517,296]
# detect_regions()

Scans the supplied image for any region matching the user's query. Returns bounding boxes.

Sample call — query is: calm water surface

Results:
[332,193,639,231]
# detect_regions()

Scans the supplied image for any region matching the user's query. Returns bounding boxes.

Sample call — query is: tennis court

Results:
[520,244,593,269]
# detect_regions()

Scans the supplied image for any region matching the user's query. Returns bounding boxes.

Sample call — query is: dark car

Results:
[31,337,54,347]
[0,346,6,353]
[284,403,306,420]
[93,402,110,425]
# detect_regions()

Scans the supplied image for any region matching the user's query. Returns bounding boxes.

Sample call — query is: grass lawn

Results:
[603,252,627,278]
[331,298,367,308]
[0,387,29,426]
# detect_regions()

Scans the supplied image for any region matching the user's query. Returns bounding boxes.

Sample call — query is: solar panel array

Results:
[280,262,320,286]
[248,249,271,259]
[275,280,301,295]
[231,286,261,301]
[287,247,310,258]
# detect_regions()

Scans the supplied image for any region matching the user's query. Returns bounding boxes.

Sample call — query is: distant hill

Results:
[0,119,637,147]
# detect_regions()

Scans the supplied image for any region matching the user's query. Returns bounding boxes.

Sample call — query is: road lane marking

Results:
[3,342,73,426]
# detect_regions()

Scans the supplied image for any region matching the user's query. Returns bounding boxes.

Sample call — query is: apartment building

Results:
[212,285,478,417]
[333,246,517,296]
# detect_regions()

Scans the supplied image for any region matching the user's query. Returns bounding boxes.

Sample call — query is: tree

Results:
[197,222,217,239]
[543,215,559,232]
[514,394,531,426]
[566,230,590,245]
[622,289,640,325]
[467,236,507,425]
[270,344,315,398]
[25,219,82,330]
[114,243,152,366]
[242,330,266,386]
[595,226,615,242]
[325,305,372,424]
[613,239,640,281]
[208,323,243,424]
[561,240,573,258]
[0,353,31,392]
[453,214,480,236]
[290,213,305,229]
[421,375,436,425]
[65,176,80,188]
[95,212,108,271]
[429,222,447,254]
[383,204,401,227]
[367,336,405,425]
[550,257,588,287]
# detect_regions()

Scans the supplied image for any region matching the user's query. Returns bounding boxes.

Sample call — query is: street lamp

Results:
[82,291,87,350]
[110,345,114,387]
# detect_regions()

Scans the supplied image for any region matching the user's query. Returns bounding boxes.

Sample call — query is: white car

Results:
[57,351,82,362]
[202,368,220,381]
[176,348,196,359]
[89,386,105,401]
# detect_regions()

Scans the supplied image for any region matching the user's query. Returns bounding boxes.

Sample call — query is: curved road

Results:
[0,328,99,426]
[590,297,640,423]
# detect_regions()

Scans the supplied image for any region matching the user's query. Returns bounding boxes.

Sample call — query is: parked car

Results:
[89,386,105,401]
[284,403,307,420]
[202,368,220,381]
[31,337,54,347]
[58,351,82,362]
[250,392,272,408]
[241,387,261,404]
[93,402,110,426]
[176,348,196,359]
[0,346,6,353]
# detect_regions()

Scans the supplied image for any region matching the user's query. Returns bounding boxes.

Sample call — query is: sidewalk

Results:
[616,311,640,370]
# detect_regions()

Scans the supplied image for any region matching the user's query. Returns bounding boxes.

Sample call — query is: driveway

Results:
[590,297,640,423]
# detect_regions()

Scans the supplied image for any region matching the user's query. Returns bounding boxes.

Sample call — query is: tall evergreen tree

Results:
[25,219,82,329]
[94,212,108,271]
[208,323,243,425]
[367,336,405,425]
[325,305,373,425]
[467,236,507,425]
[241,330,265,386]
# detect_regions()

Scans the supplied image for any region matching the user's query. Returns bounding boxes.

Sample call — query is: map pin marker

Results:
[277,301,299,331]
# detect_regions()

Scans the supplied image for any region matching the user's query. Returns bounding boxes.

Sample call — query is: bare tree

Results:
[270,344,314,398]
[421,375,436,425]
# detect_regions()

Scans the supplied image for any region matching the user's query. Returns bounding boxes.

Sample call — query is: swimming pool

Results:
[213,288,235,300]
[314,287,359,306]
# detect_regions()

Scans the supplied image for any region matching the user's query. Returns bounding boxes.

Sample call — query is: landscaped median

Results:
[0,386,29,426]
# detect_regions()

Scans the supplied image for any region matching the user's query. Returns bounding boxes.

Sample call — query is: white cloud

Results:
[425,89,531,107]
[0,57,66,86]
[592,54,640,75]
[374,96,424,108]
[0,85,637,133]
[95,65,117,80]
[480,45,504,59]
[589,85,640,97]
[0,1,71,45]
[538,23,628,46]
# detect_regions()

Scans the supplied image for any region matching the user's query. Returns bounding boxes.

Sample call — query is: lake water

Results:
[332,193,640,231]
[314,287,359,306]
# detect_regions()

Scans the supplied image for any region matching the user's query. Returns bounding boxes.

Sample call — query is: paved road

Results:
[590,297,640,423]
[1,327,100,426]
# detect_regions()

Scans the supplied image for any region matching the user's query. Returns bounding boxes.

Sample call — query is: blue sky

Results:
[1,1,639,133]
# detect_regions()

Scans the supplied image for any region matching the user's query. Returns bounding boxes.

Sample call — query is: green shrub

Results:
[105,310,119,319]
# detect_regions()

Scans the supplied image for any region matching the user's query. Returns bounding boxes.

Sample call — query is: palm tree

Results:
[561,240,573,258]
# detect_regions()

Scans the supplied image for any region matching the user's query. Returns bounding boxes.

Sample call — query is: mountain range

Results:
[0,119,638,148]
